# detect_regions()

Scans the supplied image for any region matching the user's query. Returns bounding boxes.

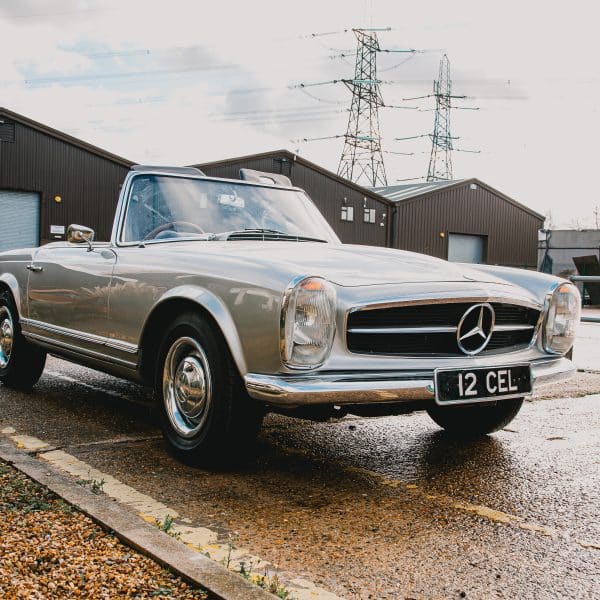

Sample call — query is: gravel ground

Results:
[0,460,209,600]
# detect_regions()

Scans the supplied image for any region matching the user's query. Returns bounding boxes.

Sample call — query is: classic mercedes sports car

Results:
[0,165,580,464]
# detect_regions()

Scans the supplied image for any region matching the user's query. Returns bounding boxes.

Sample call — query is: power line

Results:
[291,135,345,143]
[295,28,420,186]
[295,34,481,184]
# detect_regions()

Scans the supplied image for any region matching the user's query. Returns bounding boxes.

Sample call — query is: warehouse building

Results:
[0,108,543,269]
[373,179,544,269]
[198,151,544,269]
[538,229,600,277]
[0,107,132,250]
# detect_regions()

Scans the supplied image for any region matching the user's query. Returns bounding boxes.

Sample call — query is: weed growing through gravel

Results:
[75,475,106,494]
[218,534,294,598]
[154,514,181,540]
[238,560,294,599]
[221,532,237,569]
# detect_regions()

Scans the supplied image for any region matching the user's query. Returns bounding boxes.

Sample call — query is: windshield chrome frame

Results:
[111,170,340,247]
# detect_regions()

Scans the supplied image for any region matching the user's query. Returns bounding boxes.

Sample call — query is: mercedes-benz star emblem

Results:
[456,303,495,355]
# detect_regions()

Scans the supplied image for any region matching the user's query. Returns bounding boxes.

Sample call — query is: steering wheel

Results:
[260,206,282,230]
[143,221,205,241]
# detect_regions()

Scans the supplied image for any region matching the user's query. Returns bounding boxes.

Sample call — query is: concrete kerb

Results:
[0,440,273,600]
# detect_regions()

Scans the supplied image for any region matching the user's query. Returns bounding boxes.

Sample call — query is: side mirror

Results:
[67,224,95,251]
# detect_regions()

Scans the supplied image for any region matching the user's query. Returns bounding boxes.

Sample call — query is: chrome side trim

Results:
[20,318,139,354]
[244,357,575,407]
[106,340,139,353]
[23,331,138,369]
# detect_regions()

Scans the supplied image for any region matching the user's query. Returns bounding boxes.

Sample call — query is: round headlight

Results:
[281,276,336,369]
[544,282,581,354]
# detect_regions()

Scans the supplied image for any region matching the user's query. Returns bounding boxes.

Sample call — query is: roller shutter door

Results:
[0,191,40,252]
[448,233,486,264]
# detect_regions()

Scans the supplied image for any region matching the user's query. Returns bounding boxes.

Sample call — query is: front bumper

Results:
[244,357,576,407]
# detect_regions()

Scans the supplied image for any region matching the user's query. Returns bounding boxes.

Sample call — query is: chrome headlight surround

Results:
[280,276,337,370]
[543,282,581,355]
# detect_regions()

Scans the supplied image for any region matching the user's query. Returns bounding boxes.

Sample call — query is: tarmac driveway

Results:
[0,350,598,599]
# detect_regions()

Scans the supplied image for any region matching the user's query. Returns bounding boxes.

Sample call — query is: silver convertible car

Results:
[0,166,580,464]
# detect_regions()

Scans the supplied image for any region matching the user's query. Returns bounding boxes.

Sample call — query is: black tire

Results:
[154,311,264,467]
[0,289,46,390]
[426,397,523,436]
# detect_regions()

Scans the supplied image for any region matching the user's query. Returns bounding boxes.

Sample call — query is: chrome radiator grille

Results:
[346,302,540,356]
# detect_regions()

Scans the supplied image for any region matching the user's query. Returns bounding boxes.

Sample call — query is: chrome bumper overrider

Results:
[244,358,576,407]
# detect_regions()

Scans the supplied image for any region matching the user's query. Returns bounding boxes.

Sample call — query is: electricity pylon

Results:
[427,54,454,181]
[337,28,387,187]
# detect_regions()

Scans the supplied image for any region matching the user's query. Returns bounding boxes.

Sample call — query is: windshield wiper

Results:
[214,229,327,243]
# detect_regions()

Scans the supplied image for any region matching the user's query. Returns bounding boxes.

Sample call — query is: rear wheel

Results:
[426,398,523,436]
[155,312,264,466]
[0,289,46,390]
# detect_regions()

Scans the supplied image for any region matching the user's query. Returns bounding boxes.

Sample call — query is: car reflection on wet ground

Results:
[0,347,598,599]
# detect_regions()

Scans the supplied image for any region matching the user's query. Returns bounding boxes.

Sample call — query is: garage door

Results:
[0,191,40,253]
[448,233,486,264]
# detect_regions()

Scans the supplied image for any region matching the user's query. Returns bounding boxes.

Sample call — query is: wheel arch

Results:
[138,286,248,384]
[0,274,22,316]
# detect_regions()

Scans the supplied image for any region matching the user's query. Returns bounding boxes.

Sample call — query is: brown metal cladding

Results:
[196,151,390,247]
[0,108,132,243]
[0,109,541,267]
[393,180,543,268]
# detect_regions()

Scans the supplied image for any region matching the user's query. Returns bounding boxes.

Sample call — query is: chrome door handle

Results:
[26,264,43,273]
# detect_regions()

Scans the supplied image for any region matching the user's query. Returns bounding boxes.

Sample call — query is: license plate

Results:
[434,364,532,405]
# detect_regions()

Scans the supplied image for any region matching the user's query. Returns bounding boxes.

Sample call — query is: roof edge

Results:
[389,177,545,221]
[0,106,135,168]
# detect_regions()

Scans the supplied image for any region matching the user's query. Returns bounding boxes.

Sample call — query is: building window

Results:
[341,205,354,221]
[364,208,376,224]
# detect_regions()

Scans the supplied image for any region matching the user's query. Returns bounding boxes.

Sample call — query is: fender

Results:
[142,284,248,376]
[0,273,23,316]
[469,263,560,303]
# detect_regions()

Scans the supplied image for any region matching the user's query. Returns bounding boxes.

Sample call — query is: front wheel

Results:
[426,398,523,436]
[0,289,46,390]
[155,313,264,466]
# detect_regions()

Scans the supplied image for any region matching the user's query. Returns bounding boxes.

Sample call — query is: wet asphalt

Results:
[0,357,599,599]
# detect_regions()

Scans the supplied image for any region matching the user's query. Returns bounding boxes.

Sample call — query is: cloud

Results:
[0,0,598,227]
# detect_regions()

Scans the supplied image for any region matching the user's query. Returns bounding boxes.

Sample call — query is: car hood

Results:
[159,241,510,287]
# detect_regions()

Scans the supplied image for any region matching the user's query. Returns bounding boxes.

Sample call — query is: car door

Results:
[25,242,117,354]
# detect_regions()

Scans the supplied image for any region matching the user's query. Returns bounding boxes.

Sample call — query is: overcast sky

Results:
[0,0,598,228]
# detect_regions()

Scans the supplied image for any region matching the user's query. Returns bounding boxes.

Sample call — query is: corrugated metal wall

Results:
[200,155,390,247]
[394,181,543,268]
[0,118,130,243]
[0,115,540,266]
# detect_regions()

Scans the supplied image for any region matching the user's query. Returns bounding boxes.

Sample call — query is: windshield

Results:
[120,174,339,243]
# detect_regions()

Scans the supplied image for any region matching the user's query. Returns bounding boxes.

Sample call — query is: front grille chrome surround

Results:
[346,299,542,357]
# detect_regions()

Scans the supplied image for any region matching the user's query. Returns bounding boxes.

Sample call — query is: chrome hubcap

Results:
[0,307,14,369]
[163,336,212,438]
